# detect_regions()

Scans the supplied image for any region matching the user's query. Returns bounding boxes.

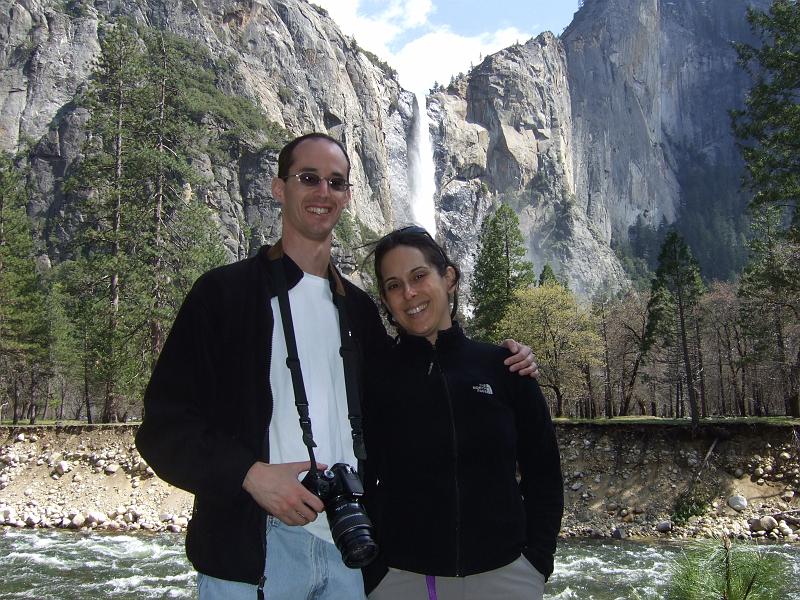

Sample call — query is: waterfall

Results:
[409,90,437,235]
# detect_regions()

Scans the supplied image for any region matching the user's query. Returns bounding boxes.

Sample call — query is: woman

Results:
[363,226,563,600]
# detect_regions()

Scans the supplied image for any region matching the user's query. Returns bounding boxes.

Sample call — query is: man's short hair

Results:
[277,133,351,178]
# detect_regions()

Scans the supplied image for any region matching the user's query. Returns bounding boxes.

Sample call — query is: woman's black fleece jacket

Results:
[363,323,564,582]
[135,244,388,585]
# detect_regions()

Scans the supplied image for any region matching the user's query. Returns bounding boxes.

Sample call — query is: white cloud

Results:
[313,0,533,94]
[398,0,434,28]
[393,26,531,93]
[313,0,401,58]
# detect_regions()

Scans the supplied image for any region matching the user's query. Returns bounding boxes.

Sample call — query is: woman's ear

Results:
[444,266,458,294]
[380,301,397,327]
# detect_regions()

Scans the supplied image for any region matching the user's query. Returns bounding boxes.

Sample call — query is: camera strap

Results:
[268,251,366,471]
[332,284,368,463]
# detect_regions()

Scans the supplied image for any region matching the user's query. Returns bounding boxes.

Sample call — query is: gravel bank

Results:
[1,423,798,543]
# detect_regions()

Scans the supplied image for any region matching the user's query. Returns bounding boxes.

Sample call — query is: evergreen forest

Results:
[0,20,288,424]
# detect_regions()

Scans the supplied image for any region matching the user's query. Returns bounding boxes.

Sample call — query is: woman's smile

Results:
[405,302,429,316]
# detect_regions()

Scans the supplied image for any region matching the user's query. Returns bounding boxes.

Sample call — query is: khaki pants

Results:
[368,555,545,600]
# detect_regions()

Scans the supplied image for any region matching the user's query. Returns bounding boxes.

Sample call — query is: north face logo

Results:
[472,383,493,395]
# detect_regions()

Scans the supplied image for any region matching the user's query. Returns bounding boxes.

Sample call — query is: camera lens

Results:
[327,501,379,568]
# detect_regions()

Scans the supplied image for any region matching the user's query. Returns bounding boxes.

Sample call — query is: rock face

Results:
[0,0,414,267]
[0,0,772,297]
[430,34,627,299]
[562,0,770,244]
[430,0,769,298]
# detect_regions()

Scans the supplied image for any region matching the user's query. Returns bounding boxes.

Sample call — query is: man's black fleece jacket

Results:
[135,244,388,584]
[363,324,564,583]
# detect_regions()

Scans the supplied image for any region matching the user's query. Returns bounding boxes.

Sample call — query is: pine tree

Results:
[740,208,800,416]
[665,538,790,600]
[732,0,800,230]
[60,22,243,421]
[538,263,559,287]
[470,204,535,340]
[44,279,81,421]
[136,30,227,370]
[64,21,147,422]
[55,256,113,424]
[0,154,48,423]
[650,231,705,426]
[732,1,800,417]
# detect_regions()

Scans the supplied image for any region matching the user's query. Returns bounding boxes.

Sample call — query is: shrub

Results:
[666,538,790,600]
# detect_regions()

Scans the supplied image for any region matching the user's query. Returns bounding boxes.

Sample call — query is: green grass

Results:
[0,420,139,427]
[552,416,799,427]
[672,482,715,525]
[3,416,797,428]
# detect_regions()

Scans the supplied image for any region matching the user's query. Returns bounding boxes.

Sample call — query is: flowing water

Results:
[408,90,437,235]
[1,530,798,599]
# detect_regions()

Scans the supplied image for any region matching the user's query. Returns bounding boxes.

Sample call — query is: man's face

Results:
[272,138,351,243]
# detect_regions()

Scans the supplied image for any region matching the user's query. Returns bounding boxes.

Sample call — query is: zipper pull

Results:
[427,360,433,375]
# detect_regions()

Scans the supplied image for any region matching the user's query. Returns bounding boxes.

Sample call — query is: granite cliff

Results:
[429,33,627,298]
[562,0,768,260]
[0,0,770,296]
[0,0,414,272]
[430,0,770,297]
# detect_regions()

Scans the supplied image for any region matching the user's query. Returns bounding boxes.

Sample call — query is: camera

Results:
[301,463,378,568]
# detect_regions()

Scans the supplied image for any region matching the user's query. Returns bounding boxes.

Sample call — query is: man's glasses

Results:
[281,172,353,192]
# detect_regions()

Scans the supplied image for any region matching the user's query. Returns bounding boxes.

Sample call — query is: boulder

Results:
[70,513,86,528]
[656,520,673,533]
[759,516,779,532]
[727,495,747,512]
[86,511,107,525]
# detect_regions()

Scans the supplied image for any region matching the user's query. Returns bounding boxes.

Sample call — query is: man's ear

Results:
[271,177,285,206]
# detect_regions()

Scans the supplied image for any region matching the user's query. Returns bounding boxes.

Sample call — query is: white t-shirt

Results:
[268,273,356,543]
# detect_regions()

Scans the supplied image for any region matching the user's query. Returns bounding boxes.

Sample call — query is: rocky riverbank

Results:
[1,423,798,543]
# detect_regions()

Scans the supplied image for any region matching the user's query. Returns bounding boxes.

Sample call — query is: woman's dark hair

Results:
[277,133,351,178]
[373,226,461,325]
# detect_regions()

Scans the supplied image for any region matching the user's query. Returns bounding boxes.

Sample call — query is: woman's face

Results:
[379,245,457,344]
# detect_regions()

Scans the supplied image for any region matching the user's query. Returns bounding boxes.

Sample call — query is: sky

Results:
[312,0,582,93]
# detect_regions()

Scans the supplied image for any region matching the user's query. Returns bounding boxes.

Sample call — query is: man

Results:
[136,133,537,599]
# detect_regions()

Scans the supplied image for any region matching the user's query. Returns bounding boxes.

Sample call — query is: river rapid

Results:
[1,530,798,599]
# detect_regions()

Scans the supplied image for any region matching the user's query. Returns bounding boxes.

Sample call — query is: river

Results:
[1,530,798,599]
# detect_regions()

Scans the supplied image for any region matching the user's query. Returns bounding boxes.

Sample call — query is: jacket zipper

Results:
[259,318,275,599]
[432,348,462,576]
[257,424,268,600]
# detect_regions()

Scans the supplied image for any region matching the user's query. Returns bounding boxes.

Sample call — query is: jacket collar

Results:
[261,240,346,297]
[397,321,466,352]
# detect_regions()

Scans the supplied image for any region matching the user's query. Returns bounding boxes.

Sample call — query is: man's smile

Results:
[307,206,331,215]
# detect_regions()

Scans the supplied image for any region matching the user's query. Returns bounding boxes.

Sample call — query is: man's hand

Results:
[242,461,327,526]
[501,339,540,378]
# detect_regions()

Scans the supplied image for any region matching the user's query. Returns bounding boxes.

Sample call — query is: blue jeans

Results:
[197,516,367,600]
